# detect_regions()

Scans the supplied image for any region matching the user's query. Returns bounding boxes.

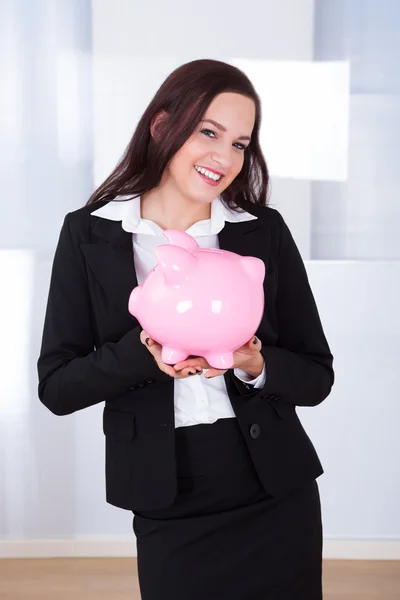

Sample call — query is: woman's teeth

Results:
[194,166,221,181]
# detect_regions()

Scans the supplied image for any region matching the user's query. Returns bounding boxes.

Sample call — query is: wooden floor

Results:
[0,558,399,599]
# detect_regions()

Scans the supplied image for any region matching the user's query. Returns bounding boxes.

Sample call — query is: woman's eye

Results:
[234,142,248,151]
[200,128,215,138]
[200,128,248,151]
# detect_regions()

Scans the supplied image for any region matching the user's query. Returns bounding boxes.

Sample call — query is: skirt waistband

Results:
[175,417,242,443]
[173,418,254,480]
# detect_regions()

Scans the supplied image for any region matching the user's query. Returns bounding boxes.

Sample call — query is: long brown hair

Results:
[86,59,269,212]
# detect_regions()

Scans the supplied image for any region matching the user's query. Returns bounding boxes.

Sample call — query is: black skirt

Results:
[133,417,323,600]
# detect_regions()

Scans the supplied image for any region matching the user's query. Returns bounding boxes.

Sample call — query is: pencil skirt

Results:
[132,417,323,600]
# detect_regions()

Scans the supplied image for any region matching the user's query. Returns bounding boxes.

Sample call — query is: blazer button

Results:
[249,424,261,439]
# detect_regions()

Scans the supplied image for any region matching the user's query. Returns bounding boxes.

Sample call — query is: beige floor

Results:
[0,558,399,599]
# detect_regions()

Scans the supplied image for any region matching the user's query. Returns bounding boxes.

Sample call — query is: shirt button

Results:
[249,424,261,439]
[197,395,208,406]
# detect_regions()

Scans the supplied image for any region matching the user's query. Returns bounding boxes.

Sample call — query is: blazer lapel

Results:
[81,216,140,329]
[217,218,261,257]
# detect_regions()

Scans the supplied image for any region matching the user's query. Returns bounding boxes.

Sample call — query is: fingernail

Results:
[145,337,150,346]
[252,337,258,344]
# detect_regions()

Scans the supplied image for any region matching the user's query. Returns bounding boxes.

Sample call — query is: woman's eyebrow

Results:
[201,119,251,141]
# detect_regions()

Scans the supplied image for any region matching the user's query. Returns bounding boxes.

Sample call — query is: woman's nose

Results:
[210,151,233,170]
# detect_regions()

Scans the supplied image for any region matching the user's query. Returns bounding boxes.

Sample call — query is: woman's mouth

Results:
[194,165,223,187]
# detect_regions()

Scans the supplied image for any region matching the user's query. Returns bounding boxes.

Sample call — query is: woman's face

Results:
[163,92,256,205]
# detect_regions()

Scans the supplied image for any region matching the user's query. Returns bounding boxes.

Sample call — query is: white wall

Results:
[302,261,400,538]
[312,0,400,260]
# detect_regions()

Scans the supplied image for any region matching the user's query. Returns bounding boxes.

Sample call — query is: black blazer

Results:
[37,200,334,512]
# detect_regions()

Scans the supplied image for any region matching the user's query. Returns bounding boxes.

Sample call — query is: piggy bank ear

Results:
[155,245,196,285]
[162,229,199,255]
[240,256,265,283]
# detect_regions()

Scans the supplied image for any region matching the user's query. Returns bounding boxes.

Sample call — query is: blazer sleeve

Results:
[257,212,334,407]
[37,213,172,417]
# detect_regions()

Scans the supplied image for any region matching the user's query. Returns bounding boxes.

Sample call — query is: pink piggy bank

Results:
[128,229,265,369]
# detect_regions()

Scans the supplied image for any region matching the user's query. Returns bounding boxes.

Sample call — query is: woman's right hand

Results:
[140,330,203,379]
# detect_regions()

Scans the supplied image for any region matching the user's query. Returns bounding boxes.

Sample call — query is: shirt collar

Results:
[90,195,258,236]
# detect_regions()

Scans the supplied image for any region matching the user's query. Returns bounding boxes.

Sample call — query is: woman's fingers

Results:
[173,358,209,371]
[140,330,202,379]
[168,365,203,378]
[140,330,153,346]
[204,369,228,379]
[141,331,262,379]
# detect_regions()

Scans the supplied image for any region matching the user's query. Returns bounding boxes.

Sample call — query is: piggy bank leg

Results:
[204,352,234,370]
[161,346,189,365]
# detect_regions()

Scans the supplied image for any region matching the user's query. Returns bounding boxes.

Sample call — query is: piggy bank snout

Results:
[128,286,140,316]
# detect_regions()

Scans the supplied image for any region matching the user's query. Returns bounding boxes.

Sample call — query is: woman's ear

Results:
[150,110,168,141]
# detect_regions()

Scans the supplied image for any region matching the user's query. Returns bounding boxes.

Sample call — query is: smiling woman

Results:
[86,59,268,215]
[141,91,257,222]
[38,58,333,600]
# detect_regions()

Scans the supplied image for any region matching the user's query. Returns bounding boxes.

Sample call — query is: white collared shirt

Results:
[91,195,266,428]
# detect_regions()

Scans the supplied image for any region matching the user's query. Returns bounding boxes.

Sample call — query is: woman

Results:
[38,59,334,599]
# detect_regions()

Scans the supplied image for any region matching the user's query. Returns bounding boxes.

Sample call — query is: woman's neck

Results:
[141,188,211,232]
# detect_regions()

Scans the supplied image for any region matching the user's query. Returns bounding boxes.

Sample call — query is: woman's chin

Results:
[184,186,215,204]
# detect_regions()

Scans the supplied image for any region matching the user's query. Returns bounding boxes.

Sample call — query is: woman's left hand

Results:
[173,336,264,379]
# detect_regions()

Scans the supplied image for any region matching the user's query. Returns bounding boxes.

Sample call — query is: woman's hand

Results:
[140,330,204,379]
[173,336,264,379]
